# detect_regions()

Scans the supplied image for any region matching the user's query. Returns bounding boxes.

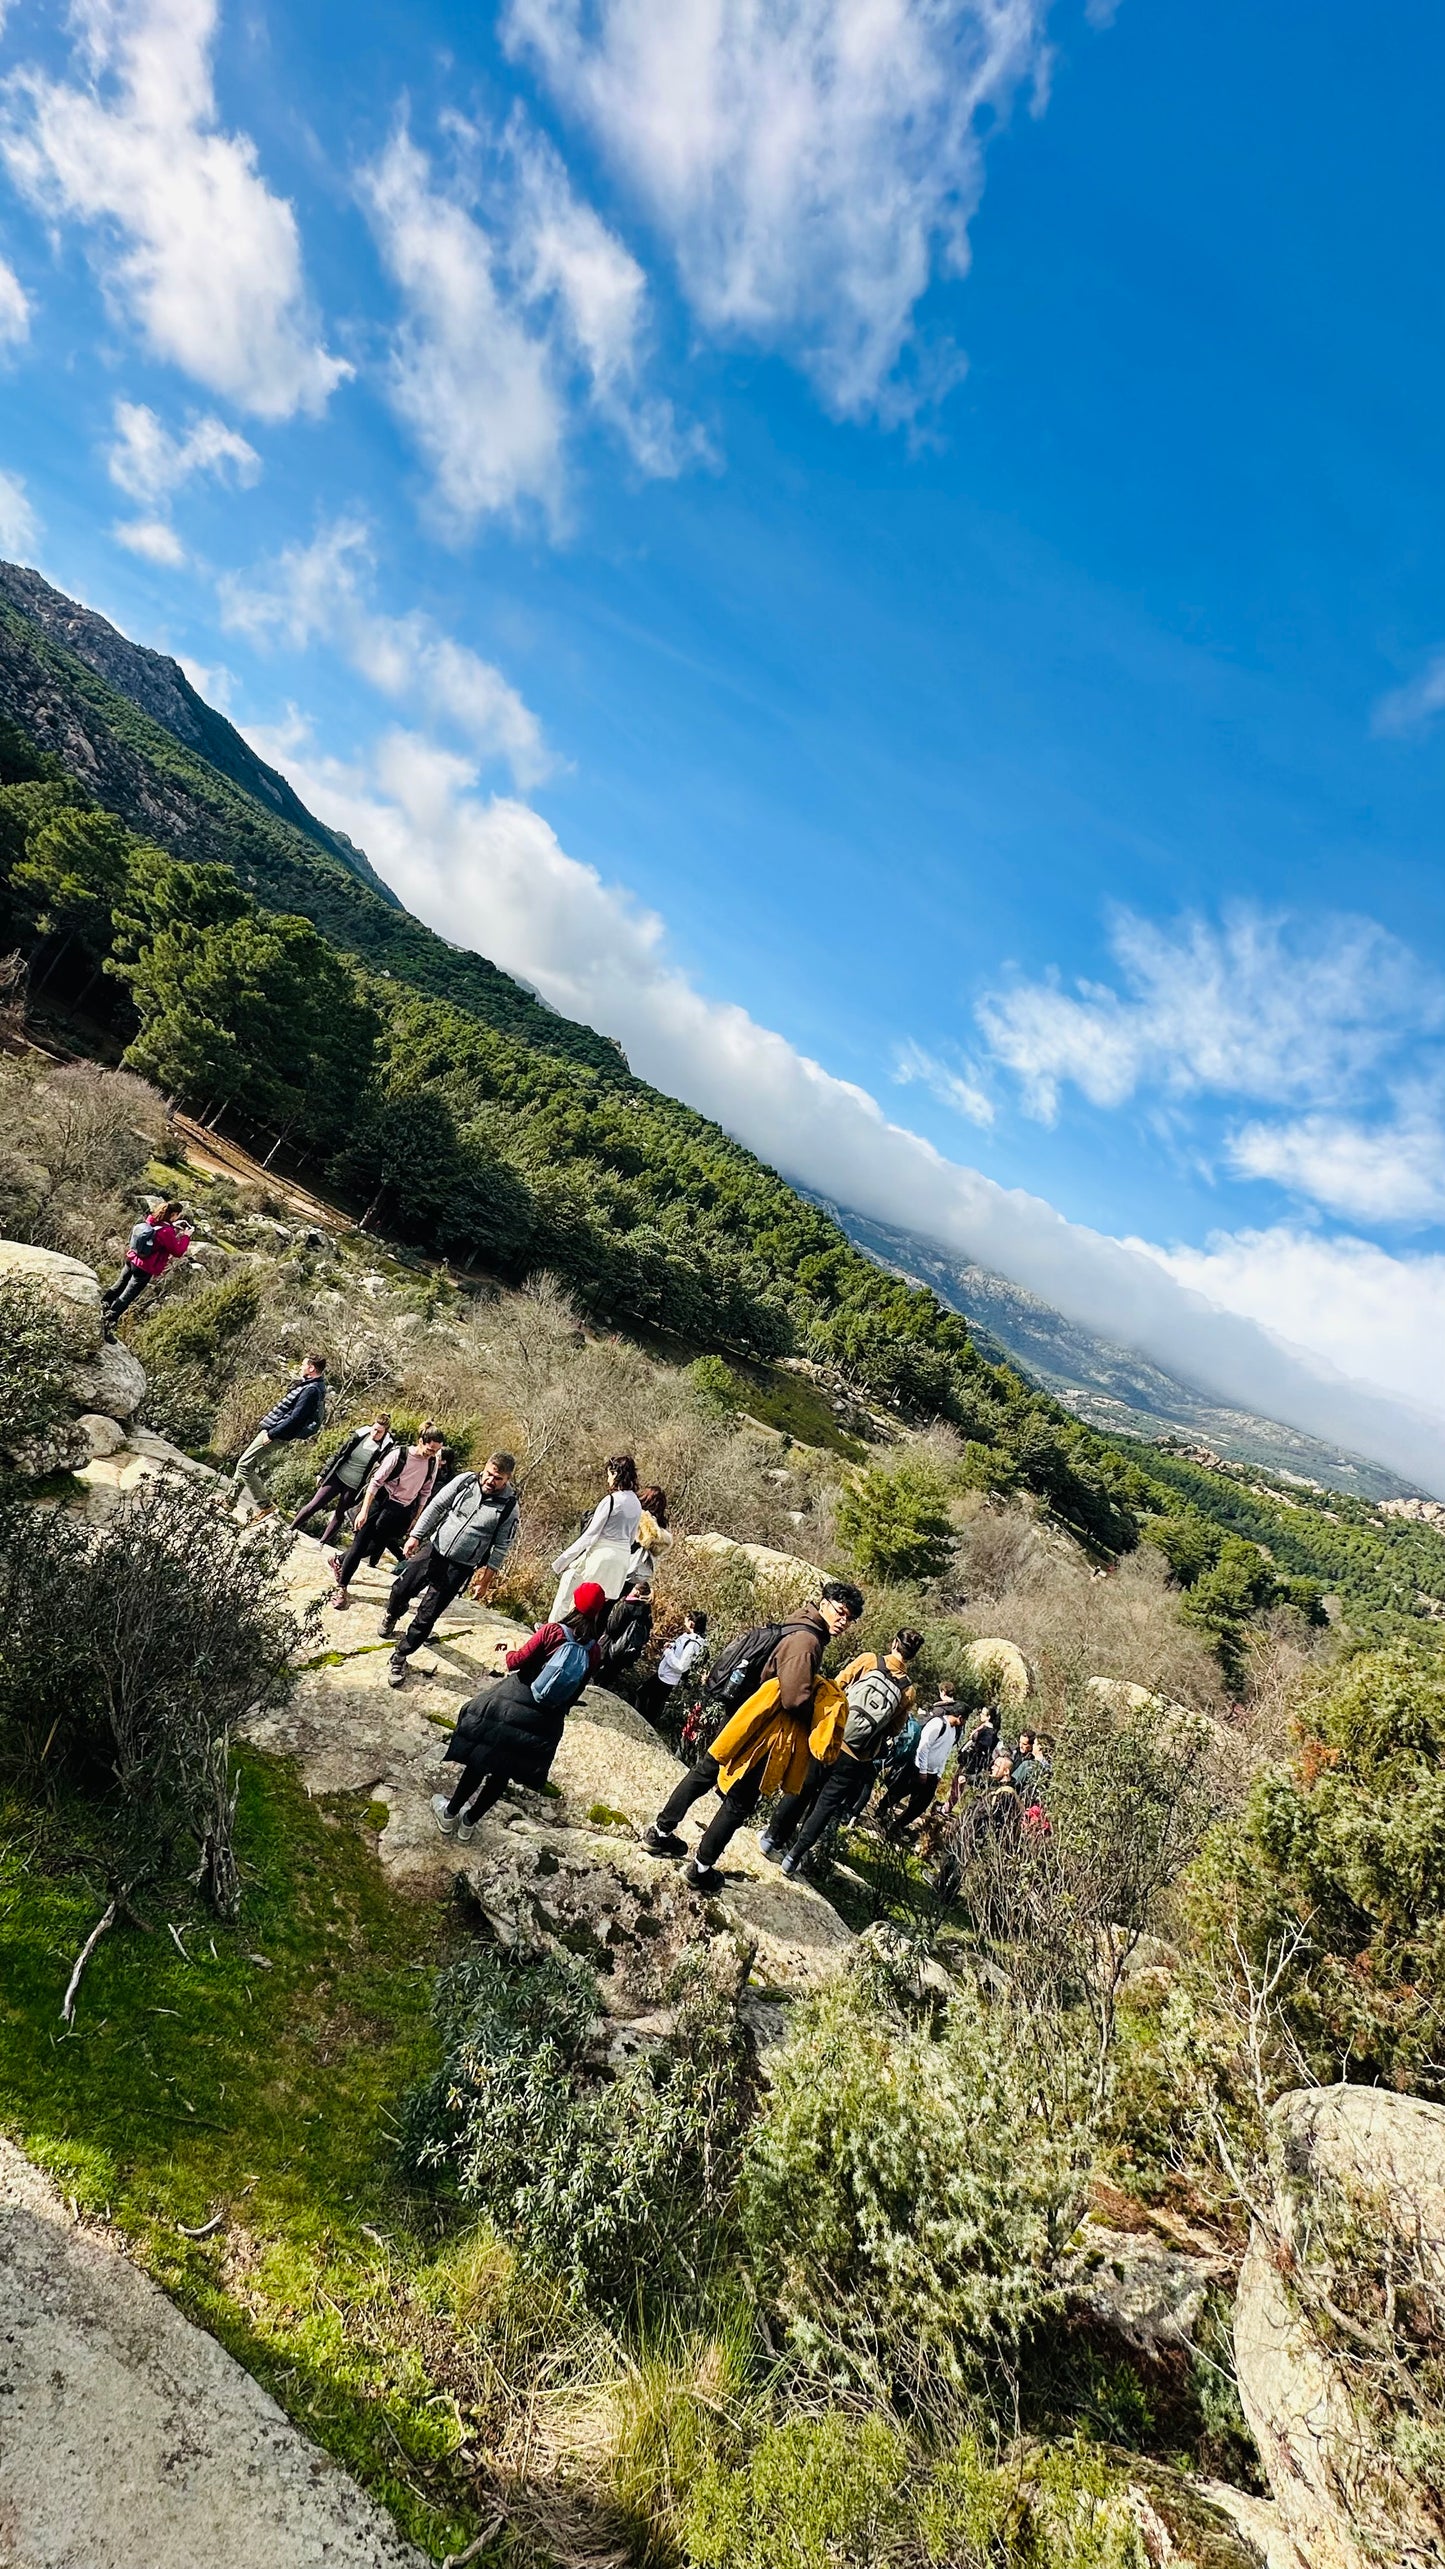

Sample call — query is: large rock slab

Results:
[1234,2082,1445,2569]
[0,1239,102,1348]
[69,1337,146,1422]
[0,2137,424,2569]
[963,1636,1033,1709]
[247,1542,854,1999]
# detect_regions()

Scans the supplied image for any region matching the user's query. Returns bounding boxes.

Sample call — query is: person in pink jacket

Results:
[101,1199,190,1332]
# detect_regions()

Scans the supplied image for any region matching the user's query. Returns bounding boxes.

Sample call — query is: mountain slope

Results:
[831,1203,1418,1502]
[0,569,624,1079]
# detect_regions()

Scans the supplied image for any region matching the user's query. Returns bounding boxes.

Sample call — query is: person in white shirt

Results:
[549,1455,643,1619]
[878,1688,964,1839]
[635,1611,709,1728]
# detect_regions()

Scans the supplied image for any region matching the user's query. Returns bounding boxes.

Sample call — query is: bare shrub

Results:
[0,1055,165,1260]
[986,1540,1226,1725]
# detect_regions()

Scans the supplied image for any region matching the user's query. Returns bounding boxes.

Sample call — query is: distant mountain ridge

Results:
[0,565,400,910]
[829,1203,1419,1502]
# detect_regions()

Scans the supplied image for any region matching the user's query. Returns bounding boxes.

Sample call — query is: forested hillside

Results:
[0,577,1141,1552]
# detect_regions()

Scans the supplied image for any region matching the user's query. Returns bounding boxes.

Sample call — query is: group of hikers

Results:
[107,1232,1049,1902]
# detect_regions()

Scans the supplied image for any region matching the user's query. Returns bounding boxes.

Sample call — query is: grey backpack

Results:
[842,1661,906,1758]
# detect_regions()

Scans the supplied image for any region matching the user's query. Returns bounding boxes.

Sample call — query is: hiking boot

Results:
[455,1819,478,1847]
[387,1649,409,1689]
[683,1858,724,1893]
[331,1590,349,1613]
[757,1832,785,1864]
[431,1794,458,1837]
[378,1613,397,1639]
[329,1555,344,1586]
[641,1822,687,1857]
[779,1852,807,1880]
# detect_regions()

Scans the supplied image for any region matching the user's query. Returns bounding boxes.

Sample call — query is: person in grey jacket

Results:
[229,1355,328,1513]
[382,1450,519,1686]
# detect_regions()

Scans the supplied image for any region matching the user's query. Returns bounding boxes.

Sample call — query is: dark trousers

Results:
[765,1758,825,1849]
[878,1768,941,1833]
[337,1497,413,1589]
[656,1751,766,1869]
[789,1757,877,1868]
[292,1473,366,1545]
[387,1543,472,1655]
[101,1264,152,1320]
[635,1674,675,1726]
[446,1761,512,1824]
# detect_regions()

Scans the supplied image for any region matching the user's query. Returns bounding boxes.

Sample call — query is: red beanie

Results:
[571,1581,606,1616]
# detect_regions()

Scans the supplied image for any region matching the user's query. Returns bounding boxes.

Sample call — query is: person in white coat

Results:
[550,1455,642,1620]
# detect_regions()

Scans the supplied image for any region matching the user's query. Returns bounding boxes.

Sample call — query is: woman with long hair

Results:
[631,1484,671,1581]
[548,1453,641,1620]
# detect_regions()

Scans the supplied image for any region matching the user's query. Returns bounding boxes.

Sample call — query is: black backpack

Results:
[128,1217,160,1260]
[703,1618,816,1712]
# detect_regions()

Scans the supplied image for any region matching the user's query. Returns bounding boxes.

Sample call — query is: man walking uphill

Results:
[229,1354,328,1514]
[383,1451,519,1687]
[641,1581,864,1892]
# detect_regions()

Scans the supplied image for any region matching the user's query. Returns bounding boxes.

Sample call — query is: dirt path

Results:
[0,2139,425,2569]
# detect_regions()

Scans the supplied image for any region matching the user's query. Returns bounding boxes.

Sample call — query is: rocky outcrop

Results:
[0,2137,424,2569]
[247,1540,856,2011]
[1233,2082,1445,2569]
[0,1237,151,1478]
[963,1635,1033,1708]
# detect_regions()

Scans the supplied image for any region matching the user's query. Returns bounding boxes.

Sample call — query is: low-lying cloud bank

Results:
[250,722,1445,1498]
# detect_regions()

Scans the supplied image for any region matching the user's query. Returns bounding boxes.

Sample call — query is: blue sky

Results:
[2,0,1444,1484]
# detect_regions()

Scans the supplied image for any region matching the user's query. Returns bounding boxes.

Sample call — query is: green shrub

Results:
[0,1273,85,1477]
[133,1270,262,1447]
[836,1461,954,1584]
[689,1354,747,1416]
[1191,1638,1445,2091]
[683,2411,1146,2569]
[740,1966,1085,2403]
[400,1945,754,2322]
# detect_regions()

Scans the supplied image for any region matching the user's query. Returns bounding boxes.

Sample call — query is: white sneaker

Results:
[431,1794,458,1837]
[455,1819,478,1845]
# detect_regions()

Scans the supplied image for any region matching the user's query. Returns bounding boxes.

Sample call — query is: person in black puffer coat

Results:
[597,1576,653,1694]
[432,1582,609,1839]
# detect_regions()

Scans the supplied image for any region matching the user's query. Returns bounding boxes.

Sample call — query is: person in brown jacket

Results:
[760,1629,922,1866]
[641,1581,864,1891]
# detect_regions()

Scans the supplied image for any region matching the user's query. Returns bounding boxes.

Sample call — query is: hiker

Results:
[433,1582,609,1840]
[549,1456,642,1619]
[765,1629,923,1879]
[632,1486,671,1581]
[641,1582,865,1892]
[292,1415,394,1547]
[878,1690,965,1838]
[100,1199,190,1330]
[229,1354,328,1512]
[635,1610,709,1727]
[597,1576,654,1690]
[935,1749,1021,1903]
[382,1450,519,1686]
[1010,1729,1049,1805]
[330,1426,446,1610]
[959,1707,1000,1786]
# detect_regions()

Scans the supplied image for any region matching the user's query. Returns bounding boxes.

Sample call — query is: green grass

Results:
[0,1751,494,2558]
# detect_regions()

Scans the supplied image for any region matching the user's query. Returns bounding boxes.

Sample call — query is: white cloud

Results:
[107,399,260,506]
[1,0,347,418]
[506,0,1048,419]
[238,715,1445,1495]
[1228,1092,1445,1225]
[220,521,549,784]
[1372,650,1445,739]
[0,465,39,555]
[361,119,697,533]
[1139,1227,1445,1438]
[894,1037,995,1127]
[0,254,29,348]
[978,905,1441,1124]
[113,515,187,565]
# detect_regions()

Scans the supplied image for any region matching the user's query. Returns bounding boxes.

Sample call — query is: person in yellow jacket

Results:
[760,1629,923,1871]
[641,1581,864,1891]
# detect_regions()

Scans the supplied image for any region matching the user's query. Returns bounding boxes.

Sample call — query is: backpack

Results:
[530,1638,591,1709]
[842,1660,907,1758]
[888,1713,923,1771]
[128,1217,160,1260]
[703,1618,815,1711]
